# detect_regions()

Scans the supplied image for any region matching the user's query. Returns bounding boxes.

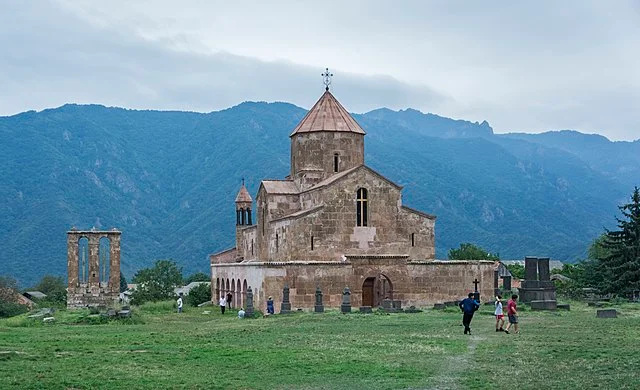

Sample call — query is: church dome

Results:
[290,91,366,136]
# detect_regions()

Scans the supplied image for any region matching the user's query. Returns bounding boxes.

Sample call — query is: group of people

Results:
[458,293,520,335]
[180,290,520,330]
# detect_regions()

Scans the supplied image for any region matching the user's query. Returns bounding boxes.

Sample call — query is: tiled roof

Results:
[235,184,253,203]
[261,180,300,194]
[290,91,366,136]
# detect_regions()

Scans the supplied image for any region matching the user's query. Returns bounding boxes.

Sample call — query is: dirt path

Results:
[425,335,483,390]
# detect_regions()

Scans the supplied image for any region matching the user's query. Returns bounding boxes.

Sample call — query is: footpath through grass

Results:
[0,301,639,389]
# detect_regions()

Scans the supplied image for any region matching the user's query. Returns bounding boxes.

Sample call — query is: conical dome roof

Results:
[290,91,366,136]
[235,184,252,203]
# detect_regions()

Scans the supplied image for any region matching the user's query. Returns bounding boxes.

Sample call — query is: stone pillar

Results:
[341,287,352,314]
[280,284,292,314]
[503,275,512,291]
[538,257,550,281]
[314,286,324,313]
[245,287,254,318]
[67,233,79,289]
[524,256,538,281]
[88,235,100,286]
[109,233,121,293]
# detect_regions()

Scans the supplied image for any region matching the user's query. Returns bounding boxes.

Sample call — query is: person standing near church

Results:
[459,292,480,335]
[494,295,505,332]
[177,293,183,314]
[226,292,233,310]
[504,294,519,334]
[266,296,275,315]
[219,295,226,314]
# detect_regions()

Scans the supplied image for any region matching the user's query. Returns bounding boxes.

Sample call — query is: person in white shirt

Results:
[495,295,505,332]
[237,307,245,319]
[219,296,227,314]
[177,294,183,313]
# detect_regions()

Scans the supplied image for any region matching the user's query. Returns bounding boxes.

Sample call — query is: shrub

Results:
[186,284,211,307]
[0,302,28,318]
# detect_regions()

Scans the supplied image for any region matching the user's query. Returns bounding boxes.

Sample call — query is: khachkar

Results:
[519,256,557,310]
[67,227,121,309]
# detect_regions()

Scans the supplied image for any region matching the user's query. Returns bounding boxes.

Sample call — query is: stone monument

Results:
[245,286,255,318]
[280,284,292,314]
[66,227,121,309]
[314,286,324,313]
[341,287,351,313]
[520,256,557,310]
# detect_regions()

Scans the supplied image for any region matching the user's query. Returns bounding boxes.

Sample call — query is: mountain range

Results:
[1,101,638,286]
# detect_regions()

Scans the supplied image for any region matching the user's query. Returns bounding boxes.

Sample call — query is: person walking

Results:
[177,294,183,313]
[459,292,480,335]
[266,296,275,315]
[494,295,505,332]
[226,292,233,310]
[504,294,519,334]
[219,295,227,314]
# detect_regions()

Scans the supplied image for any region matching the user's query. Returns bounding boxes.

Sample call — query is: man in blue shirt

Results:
[459,292,480,335]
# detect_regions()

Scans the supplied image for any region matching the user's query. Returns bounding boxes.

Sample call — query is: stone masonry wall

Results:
[211,259,494,311]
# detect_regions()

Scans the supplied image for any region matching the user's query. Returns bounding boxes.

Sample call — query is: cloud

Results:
[0,1,448,117]
[1,1,639,140]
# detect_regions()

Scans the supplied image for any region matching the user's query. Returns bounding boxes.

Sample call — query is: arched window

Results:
[356,188,368,227]
[240,208,245,225]
[236,209,241,225]
[275,233,279,252]
[247,208,252,225]
[334,153,339,173]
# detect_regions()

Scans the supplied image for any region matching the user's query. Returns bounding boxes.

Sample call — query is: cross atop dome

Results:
[322,68,333,91]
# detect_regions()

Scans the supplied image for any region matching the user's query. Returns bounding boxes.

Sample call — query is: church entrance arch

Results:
[362,273,393,307]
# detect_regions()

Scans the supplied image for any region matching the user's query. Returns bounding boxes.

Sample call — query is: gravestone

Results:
[341,287,352,313]
[43,317,55,323]
[106,308,117,317]
[596,309,617,318]
[520,256,557,308]
[382,299,393,309]
[118,309,131,318]
[392,300,402,310]
[314,286,324,313]
[433,303,446,310]
[359,306,373,313]
[404,306,423,313]
[280,284,292,314]
[503,275,512,291]
[530,300,557,311]
[557,304,570,311]
[245,286,254,318]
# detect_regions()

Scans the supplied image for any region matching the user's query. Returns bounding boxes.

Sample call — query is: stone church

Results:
[211,79,493,310]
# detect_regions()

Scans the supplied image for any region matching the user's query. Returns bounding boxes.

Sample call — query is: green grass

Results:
[0,302,639,389]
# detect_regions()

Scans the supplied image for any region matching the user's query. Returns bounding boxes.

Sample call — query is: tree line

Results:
[448,187,640,298]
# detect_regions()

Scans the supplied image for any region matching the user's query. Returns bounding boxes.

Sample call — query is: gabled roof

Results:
[290,91,366,136]
[302,164,402,193]
[235,184,253,203]
[261,180,300,195]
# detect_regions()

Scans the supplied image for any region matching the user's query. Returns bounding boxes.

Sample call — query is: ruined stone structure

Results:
[211,80,494,310]
[67,228,121,309]
[519,256,557,310]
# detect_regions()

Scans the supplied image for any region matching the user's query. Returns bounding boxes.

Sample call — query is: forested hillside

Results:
[1,102,636,285]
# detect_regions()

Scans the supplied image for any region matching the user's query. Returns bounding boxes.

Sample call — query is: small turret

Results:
[235,179,253,226]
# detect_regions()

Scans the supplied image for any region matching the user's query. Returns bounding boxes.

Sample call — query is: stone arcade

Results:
[210,77,494,310]
[67,228,121,309]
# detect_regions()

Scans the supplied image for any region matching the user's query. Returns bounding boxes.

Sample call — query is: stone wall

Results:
[291,132,364,190]
[253,166,435,262]
[67,229,121,309]
[211,258,494,311]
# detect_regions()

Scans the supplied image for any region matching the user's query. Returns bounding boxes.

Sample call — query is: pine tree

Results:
[601,187,640,295]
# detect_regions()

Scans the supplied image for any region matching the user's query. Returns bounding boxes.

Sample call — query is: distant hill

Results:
[0,102,636,286]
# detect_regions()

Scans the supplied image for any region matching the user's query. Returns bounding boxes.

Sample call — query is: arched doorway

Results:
[362,273,393,307]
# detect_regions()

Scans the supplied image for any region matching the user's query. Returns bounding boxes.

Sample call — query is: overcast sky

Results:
[1,1,639,140]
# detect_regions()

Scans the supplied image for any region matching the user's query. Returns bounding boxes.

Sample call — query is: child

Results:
[504,294,519,334]
[494,295,505,332]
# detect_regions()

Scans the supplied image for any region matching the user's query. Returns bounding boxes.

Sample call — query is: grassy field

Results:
[0,301,639,390]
